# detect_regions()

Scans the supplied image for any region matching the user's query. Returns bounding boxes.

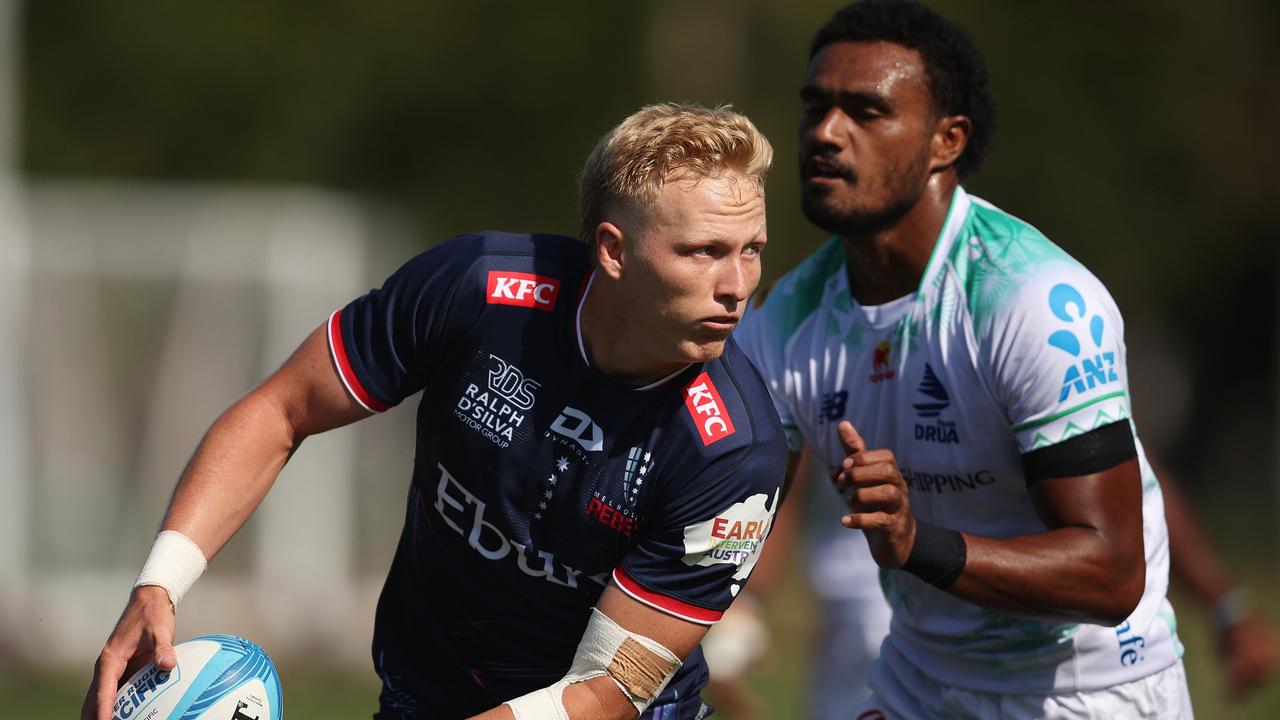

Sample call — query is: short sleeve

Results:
[328,235,485,412]
[983,263,1133,454]
[614,438,787,625]
[736,300,804,453]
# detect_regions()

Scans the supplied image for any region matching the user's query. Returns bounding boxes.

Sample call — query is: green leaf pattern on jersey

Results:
[945,200,1080,336]
[1026,399,1130,450]
[952,611,1079,669]
[763,237,846,345]
[1159,606,1185,658]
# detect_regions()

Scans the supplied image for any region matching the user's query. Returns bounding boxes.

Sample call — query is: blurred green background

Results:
[4,0,1278,717]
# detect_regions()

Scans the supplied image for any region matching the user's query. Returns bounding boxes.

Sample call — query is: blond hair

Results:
[579,103,773,242]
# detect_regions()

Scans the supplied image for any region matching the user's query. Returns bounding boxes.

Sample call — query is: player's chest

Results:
[419,341,676,551]
[797,319,1017,479]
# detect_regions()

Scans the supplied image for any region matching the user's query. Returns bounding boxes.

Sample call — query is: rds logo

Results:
[1046,283,1117,402]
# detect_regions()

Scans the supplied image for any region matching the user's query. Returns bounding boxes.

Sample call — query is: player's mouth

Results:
[699,315,740,333]
[802,156,855,185]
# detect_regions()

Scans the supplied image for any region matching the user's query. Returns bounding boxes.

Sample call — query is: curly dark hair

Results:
[811,0,995,178]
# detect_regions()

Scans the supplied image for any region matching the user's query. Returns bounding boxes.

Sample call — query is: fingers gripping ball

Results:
[112,634,283,720]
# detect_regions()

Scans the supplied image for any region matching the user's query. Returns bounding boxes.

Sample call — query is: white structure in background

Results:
[0,0,33,660]
[3,181,418,667]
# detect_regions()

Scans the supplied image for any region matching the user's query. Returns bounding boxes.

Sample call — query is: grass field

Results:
[7,564,1278,718]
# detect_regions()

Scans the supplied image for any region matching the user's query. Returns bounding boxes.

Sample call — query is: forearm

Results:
[161,390,300,558]
[948,526,1144,626]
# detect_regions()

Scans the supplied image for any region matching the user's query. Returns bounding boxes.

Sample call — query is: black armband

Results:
[1021,419,1136,484]
[901,521,967,589]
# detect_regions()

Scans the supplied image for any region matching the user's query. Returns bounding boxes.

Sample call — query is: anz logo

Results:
[1046,283,1117,402]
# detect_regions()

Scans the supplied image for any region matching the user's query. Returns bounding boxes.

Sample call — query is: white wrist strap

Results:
[134,530,207,609]
[505,680,570,720]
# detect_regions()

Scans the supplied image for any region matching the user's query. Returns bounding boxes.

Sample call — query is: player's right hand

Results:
[833,420,917,570]
[81,584,178,720]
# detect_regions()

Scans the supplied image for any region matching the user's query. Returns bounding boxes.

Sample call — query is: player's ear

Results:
[595,221,626,280]
[929,114,971,173]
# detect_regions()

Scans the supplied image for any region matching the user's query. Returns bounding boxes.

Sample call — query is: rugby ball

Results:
[112,634,283,720]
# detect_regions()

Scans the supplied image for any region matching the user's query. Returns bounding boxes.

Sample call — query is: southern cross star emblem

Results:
[622,446,655,508]
[536,457,571,522]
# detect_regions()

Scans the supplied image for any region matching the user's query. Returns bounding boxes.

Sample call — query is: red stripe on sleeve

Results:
[327,309,390,413]
[612,567,724,625]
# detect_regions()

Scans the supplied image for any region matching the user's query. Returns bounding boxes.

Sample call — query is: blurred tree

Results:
[21,0,1280,495]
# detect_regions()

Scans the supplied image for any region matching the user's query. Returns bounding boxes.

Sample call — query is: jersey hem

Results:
[612,567,723,625]
[328,309,391,413]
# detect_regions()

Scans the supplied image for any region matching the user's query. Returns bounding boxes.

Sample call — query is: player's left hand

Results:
[833,420,916,570]
[1219,613,1277,699]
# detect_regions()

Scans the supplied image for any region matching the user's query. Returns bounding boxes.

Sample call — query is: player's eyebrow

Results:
[800,85,893,114]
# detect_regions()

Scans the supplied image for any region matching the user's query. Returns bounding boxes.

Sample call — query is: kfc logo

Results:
[486,270,561,311]
[684,372,736,445]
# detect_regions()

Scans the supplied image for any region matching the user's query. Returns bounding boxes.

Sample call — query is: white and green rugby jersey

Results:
[737,187,1181,693]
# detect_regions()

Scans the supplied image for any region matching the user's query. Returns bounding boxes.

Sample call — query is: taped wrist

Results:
[133,530,207,609]
[902,521,966,589]
[564,608,682,714]
[505,680,570,720]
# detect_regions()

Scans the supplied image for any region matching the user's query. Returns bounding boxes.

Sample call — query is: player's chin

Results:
[676,336,729,364]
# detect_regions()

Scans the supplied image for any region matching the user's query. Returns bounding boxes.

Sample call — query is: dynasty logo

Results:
[549,406,604,454]
[454,353,540,448]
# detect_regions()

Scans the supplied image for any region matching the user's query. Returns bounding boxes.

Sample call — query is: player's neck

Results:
[578,275,689,386]
[840,174,957,306]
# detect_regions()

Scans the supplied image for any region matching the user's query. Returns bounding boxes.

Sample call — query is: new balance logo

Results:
[819,390,847,423]
[486,270,561,310]
[685,372,736,445]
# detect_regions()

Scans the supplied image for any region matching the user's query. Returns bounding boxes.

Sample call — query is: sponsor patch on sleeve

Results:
[486,270,561,311]
[680,489,779,596]
[684,372,736,445]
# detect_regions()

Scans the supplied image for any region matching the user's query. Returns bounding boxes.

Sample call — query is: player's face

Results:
[627,171,767,366]
[798,41,937,235]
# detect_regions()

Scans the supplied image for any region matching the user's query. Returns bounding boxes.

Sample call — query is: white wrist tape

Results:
[133,530,207,609]
[504,680,570,720]
[505,608,682,718]
[565,608,682,715]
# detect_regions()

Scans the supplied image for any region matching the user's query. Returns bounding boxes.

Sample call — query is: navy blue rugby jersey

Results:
[326,231,788,719]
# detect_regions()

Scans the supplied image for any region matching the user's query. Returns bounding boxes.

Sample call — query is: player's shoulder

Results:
[420,230,586,268]
[673,339,789,474]
[951,194,1116,334]
[743,235,845,341]
[396,230,588,310]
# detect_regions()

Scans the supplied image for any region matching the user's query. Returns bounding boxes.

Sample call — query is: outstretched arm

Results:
[82,324,371,720]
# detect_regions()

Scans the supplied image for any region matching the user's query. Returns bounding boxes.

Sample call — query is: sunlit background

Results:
[2,1,1278,717]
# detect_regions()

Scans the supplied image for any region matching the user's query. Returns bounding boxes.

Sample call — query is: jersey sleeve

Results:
[736,298,804,453]
[613,433,788,625]
[327,235,485,412]
[982,262,1133,454]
